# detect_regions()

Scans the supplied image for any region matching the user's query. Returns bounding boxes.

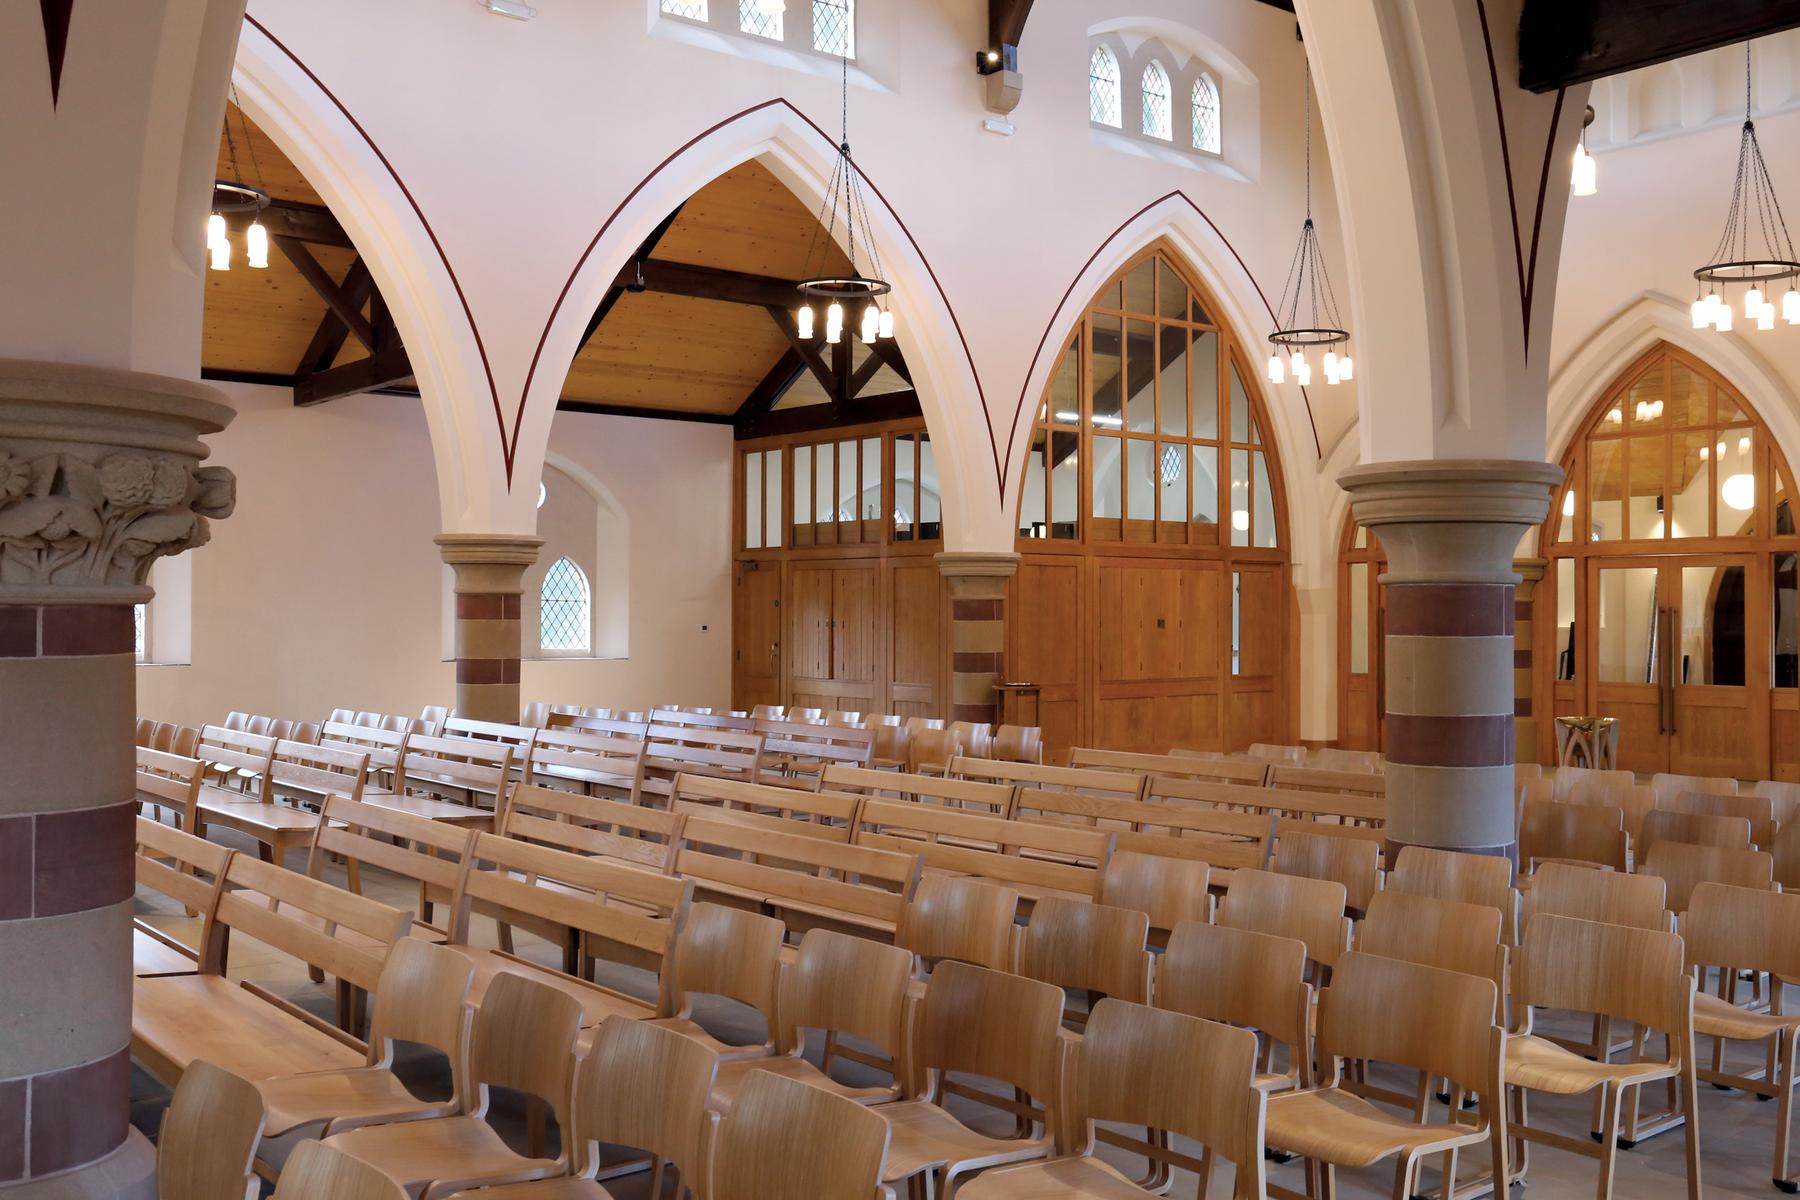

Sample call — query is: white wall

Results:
[137,383,731,728]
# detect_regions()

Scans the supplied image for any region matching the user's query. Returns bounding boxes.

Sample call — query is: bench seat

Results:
[133,925,200,977]
[361,790,495,827]
[133,973,364,1086]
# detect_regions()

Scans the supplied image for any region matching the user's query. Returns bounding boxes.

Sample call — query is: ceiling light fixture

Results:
[208,90,272,272]
[1268,62,1350,387]
[1571,105,1597,197]
[796,44,895,347]
[1693,44,1800,333]
[480,0,538,19]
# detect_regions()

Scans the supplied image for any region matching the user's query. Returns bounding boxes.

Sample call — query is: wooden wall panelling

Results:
[1009,557,1085,757]
[733,562,782,710]
[889,561,948,716]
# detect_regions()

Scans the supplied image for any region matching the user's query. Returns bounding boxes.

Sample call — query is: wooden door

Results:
[829,564,880,710]
[1009,558,1083,757]
[786,565,835,705]
[732,563,783,711]
[1587,557,1671,773]
[888,562,946,718]
[1228,565,1286,748]
[1093,559,1223,754]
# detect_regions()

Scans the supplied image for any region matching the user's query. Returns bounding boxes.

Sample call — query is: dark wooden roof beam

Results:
[1520,0,1800,91]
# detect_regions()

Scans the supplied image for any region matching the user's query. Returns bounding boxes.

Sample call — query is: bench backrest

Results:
[271,738,368,805]
[213,853,409,991]
[1011,787,1272,872]
[669,772,861,837]
[854,798,1113,898]
[196,725,278,797]
[676,814,921,928]
[136,816,232,922]
[644,723,764,784]
[947,756,1149,802]
[651,707,756,732]
[754,718,876,768]
[309,796,479,901]
[1265,765,1388,800]
[1067,747,1268,787]
[400,733,516,802]
[545,712,653,739]
[1148,774,1386,827]
[500,783,685,874]
[817,765,1016,817]
[528,726,647,802]
[137,747,205,824]
[456,832,693,957]
[317,721,406,776]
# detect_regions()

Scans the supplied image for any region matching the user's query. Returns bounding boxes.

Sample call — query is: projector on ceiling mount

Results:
[481,0,537,19]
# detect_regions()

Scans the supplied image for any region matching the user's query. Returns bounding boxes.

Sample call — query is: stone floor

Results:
[131,829,1786,1197]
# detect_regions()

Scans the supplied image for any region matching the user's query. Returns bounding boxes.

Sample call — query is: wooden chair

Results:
[527,725,647,802]
[1565,777,1656,841]
[155,1060,266,1200]
[1522,862,1668,932]
[1248,743,1308,767]
[1263,951,1507,1200]
[652,901,785,1062]
[1270,828,1381,916]
[1216,868,1352,974]
[1016,897,1153,1022]
[750,704,786,721]
[1663,789,1777,849]
[1642,840,1775,915]
[948,720,995,759]
[991,724,1043,764]
[897,873,1020,976]
[253,938,476,1143]
[1638,809,1754,862]
[321,971,581,1197]
[1774,822,1800,890]
[710,927,915,1112]
[1682,881,1800,1191]
[1505,914,1701,1199]
[272,1141,408,1200]
[1553,767,1634,803]
[1519,799,1630,874]
[1098,849,1213,942]
[908,725,962,775]
[1387,845,1519,943]
[1310,746,1381,774]
[519,701,550,728]
[878,961,1066,1197]
[1156,921,1312,1092]
[960,998,1269,1200]
[1651,771,1738,807]
[709,1068,892,1200]
[136,745,204,832]
[868,719,912,770]
[1753,778,1800,826]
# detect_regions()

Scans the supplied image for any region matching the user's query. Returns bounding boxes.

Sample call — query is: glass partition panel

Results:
[918,436,941,539]
[1596,566,1659,683]
[1672,432,1711,538]
[860,438,881,528]
[1158,443,1187,524]
[1719,429,1758,536]
[1126,320,1156,433]
[1191,445,1219,538]
[744,452,763,549]
[1158,326,1188,437]
[1229,448,1250,547]
[1555,557,1576,680]
[1123,258,1155,313]
[815,443,836,524]
[1626,435,1666,539]
[1092,315,1123,431]
[1680,563,1746,686]
[1190,330,1219,440]
[1349,562,1370,674]
[793,445,813,543]
[1049,341,1080,424]
[1020,429,1047,538]
[1778,552,1798,688]
[1092,435,1123,534]
[1127,439,1155,522]
[1229,363,1250,445]
[1049,431,1079,538]
[1252,451,1276,549]
[764,449,782,547]
[1589,439,1623,541]
[893,435,916,541]
[1157,258,1188,320]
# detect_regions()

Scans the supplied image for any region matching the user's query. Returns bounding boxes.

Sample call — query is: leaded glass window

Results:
[739,0,782,40]
[661,0,707,18]
[1142,60,1172,140]
[1192,74,1220,153]
[133,604,146,661]
[539,557,592,653]
[813,0,853,58]
[1089,46,1121,127]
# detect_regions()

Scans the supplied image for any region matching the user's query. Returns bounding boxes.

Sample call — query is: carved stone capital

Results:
[436,532,545,595]
[934,551,1019,601]
[1338,459,1564,586]
[0,360,235,605]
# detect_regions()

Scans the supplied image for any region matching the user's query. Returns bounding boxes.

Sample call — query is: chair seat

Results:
[1264,1087,1477,1169]
[1505,1033,1678,1095]
[441,1180,613,1200]
[133,974,365,1084]
[449,945,655,1028]
[708,1055,898,1114]
[324,1116,561,1196]
[1694,992,1800,1042]
[257,1065,450,1137]
[647,1016,772,1062]
[959,1155,1148,1199]
[877,1100,1052,1183]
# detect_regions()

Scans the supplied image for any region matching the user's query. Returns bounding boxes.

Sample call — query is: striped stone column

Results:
[436,534,543,724]
[0,362,234,1196]
[1512,559,1547,765]
[1339,460,1561,867]
[936,552,1019,725]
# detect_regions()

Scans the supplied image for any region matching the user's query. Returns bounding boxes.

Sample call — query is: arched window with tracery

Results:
[1141,60,1172,140]
[1192,73,1220,153]
[1014,246,1292,757]
[539,557,592,654]
[1089,46,1121,127]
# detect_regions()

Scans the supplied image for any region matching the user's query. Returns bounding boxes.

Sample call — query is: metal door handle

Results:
[1665,605,1678,736]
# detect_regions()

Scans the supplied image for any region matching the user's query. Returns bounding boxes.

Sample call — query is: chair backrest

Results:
[1684,882,1800,983]
[467,971,583,1139]
[779,928,914,1074]
[819,765,1014,819]
[168,724,201,758]
[1310,746,1382,773]
[1515,913,1691,1037]
[1315,951,1501,1101]
[1217,868,1352,969]
[991,724,1043,764]
[1553,766,1633,802]
[1522,861,1668,931]
[711,1068,890,1200]
[1358,891,1506,996]
[1651,771,1738,807]
[1773,821,1800,891]
[223,711,253,732]
[520,701,551,729]
[527,726,648,801]
[1016,896,1152,1006]
[947,720,994,759]
[156,1060,266,1200]
[1387,845,1518,942]
[1566,776,1656,837]
[1248,743,1308,766]
[866,720,909,765]
[1518,799,1629,873]
[1271,828,1382,914]
[662,902,784,1031]
[675,815,919,932]
[1076,999,1266,1190]
[903,716,946,735]
[272,1142,409,1200]
[575,1017,720,1183]
[907,726,961,773]
[1098,849,1213,936]
[1642,840,1775,914]
[750,704,786,721]
[1753,778,1800,826]
[915,960,1065,1102]
[1663,790,1776,848]
[214,853,410,991]
[367,939,475,1094]
[1156,921,1311,1079]
[418,705,450,733]
[499,783,683,873]
[896,873,1020,972]
[1639,808,1753,859]
[135,717,155,745]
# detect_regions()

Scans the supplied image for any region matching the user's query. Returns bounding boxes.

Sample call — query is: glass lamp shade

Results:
[1266,354,1285,384]
[246,222,269,269]
[1722,472,1756,511]
[1571,144,1597,196]
[797,305,814,339]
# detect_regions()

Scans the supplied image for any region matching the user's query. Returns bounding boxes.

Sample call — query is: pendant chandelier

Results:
[1267,63,1350,387]
[796,48,894,346]
[1692,44,1800,333]
[208,89,271,272]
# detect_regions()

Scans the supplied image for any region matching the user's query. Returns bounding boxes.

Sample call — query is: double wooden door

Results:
[1587,553,1767,777]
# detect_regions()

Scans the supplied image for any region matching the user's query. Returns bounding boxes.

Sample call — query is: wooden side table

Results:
[1555,715,1620,770]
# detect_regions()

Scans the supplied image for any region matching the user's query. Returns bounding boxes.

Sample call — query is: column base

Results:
[0,1130,154,1200]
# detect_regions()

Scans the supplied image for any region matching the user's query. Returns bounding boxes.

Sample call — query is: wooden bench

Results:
[132,838,409,1086]
[1067,747,1270,787]
[818,764,1017,819]
[1009,787,1273,878]
[499,782,684,875]
[529,725,648,802]
[545,712,653,739]
[1164,750,1280,786]
[754,717,876,784]
[852,798,1114,904]
[668,772,862,838]
[317,721,407,790]
[133,817,229,975]
[674,813,921,941]
[947,756,1150,803]
[1266,764,1389,803]
[193,727,325,867]
[650,707,756,733]
[640,722,764,800]
[396,732,515,814]
[136,746,205,833]
[1146,774,1386,830]
[303,795,480,940]
[268,737,369,810]
[449,832,693,1026]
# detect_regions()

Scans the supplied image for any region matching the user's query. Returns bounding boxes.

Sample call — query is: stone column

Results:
[1339,460,1561,865]
[1512,559,1547,765]
[436,533,542,724]
[0,360,234,1196]
[935,551,1019,725]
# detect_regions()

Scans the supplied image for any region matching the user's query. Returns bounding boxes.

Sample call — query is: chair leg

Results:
[1391,1154,1417,1200]
[1681,1063,1703,1200]
[1596,1084,1622,1200]
[1778,1030,1799,1192]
